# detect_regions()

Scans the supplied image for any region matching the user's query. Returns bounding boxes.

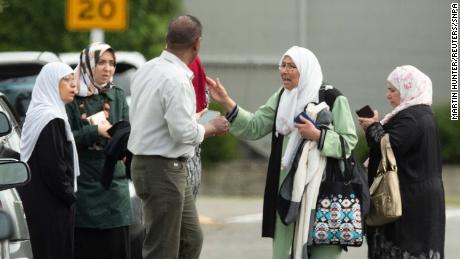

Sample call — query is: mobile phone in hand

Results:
[294,112,319,129]
[356,105,374,118]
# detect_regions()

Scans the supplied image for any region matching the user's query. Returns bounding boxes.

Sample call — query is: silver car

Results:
[0,157,31,259]
[0,97,32,259]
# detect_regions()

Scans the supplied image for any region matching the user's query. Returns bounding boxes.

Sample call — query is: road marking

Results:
[200,213,262,225]
[199,216,218,224]
[201,208,460,225]
[224,213,262,224]
[446,208,460,221]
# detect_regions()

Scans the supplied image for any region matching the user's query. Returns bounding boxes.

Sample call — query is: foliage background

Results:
[200,102,239,166]
[433,105,460,164]
[1,1,459,164]
[0,0,181,59]
[202,103,460,165]
[353,105,460,164]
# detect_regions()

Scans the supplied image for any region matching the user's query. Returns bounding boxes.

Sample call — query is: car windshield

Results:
[0,76,35,123]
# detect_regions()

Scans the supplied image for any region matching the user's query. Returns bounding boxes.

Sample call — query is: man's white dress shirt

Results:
[128,50,205,158]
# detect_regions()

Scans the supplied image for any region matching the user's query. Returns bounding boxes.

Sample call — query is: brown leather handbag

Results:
[366,134,402,226]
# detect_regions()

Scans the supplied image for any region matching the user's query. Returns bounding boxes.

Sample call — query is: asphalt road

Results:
[196,196,460,259]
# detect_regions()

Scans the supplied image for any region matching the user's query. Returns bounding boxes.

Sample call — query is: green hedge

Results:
[354,133,370,163]
[201,104,460,165]
[353,105,460,164]
[433,105,460,164]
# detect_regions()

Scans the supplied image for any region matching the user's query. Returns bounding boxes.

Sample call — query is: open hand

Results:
[206,76,236,112]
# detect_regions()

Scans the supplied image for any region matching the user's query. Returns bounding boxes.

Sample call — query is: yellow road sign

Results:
[66,0,127,31]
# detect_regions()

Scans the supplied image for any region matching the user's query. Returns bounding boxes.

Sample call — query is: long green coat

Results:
[66,86,132,229]
[230,89,357,259]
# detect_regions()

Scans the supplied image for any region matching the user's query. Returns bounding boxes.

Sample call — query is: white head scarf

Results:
[75,42,116,97]
[21,62,80,191]
[276,46,324,169]
[381,65,433,125]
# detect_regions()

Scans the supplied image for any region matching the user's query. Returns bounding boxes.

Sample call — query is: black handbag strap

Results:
[339,135,353,183]
[339,135,346,160]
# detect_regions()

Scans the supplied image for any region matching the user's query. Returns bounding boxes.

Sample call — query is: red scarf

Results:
[188,56,207,112]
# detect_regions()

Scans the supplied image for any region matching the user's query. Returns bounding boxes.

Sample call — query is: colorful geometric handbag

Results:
[311,181,364,246]
[311,136,365,247]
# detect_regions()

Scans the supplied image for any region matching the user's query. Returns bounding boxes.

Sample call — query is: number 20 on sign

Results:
[66,0,127,31]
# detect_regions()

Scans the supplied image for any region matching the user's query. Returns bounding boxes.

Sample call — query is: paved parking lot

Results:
[197,196,460,259]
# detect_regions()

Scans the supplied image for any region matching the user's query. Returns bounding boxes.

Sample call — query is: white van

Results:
[0,51,61,123]
[59,51,146,105]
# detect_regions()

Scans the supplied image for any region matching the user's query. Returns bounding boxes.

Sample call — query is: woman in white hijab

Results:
[358,65,445,259]
[207,46,357,259]
[18,61,79,259]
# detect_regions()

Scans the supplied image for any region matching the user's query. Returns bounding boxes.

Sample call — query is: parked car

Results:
[0,208,15,242]
[0,51,61,124]
[0,159,31,259]
[59,51,146,105]
[0,95,33,259]
[0,51,146,121]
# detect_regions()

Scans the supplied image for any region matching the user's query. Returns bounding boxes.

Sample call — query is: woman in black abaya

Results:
[18,62,80,259]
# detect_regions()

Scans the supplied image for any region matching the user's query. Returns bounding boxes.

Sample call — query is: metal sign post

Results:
[90,28,105,43]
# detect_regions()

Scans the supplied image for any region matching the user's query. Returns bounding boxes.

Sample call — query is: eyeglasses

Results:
[278,63,297,72]
[61,74,74,83]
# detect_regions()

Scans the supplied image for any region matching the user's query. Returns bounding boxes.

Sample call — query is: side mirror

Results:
[0,111,12,138]
[0,159,31,191]
[0,209,14,241]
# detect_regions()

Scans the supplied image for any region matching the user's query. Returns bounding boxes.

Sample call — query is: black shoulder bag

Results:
[309,84,370,247]
[311,136,366,246]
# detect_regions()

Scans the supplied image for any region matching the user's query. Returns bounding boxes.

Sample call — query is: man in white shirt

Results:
[128,15,229,259]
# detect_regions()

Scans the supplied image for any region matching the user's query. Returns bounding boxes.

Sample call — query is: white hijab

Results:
[276,46,324,170]
[21,62,80,191]
[381,65,433,125]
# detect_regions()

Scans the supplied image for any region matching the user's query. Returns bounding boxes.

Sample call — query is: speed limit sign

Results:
[66,0,127,31]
